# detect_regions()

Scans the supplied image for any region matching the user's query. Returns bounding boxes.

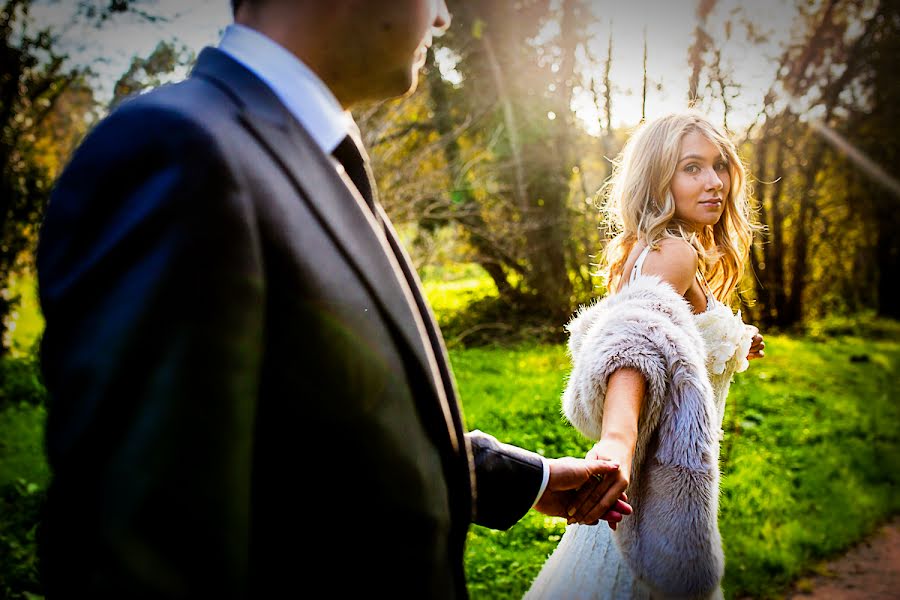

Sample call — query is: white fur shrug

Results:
[563,275,724,599]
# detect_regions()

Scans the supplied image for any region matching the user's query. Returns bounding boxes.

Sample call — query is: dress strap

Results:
[696,268,716,310]
[629,245,653,283]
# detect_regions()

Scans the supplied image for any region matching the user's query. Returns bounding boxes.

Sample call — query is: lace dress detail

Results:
[689,250,752,440]
[524,246,751,600]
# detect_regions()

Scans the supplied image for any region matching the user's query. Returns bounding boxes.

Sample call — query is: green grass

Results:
[455,334,900,599]
[716,336,900,597]
[2,270,898,599]
[421,263,499,332]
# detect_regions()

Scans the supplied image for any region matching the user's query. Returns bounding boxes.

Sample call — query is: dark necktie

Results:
[332,133,377,216]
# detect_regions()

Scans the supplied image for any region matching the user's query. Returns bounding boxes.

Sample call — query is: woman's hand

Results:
[536,457,632,527]
[747,325,765,360]
[565,438,633,529]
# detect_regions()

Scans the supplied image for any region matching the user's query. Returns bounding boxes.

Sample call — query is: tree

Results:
[432,0,594,324]
[738,0,899,326]
[0,0,86,353]
[0,0,166,354]
[111,39,192,108]
[839,0,900,318]
[687,0,717,105]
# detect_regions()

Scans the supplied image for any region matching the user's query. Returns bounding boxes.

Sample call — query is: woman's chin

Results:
[684,216,723,231]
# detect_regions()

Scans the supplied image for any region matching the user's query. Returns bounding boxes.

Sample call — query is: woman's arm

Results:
[566,367,646,527]
[564,240,699,526]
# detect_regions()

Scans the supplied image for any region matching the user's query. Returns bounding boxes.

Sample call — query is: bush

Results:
[0,357,46,410]
[438,296,566,349]
[0,480,45,599]
[803,311,900,340]
[422,264,568,349]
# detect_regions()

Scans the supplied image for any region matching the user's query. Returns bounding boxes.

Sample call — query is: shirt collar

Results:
[217,23,354,154]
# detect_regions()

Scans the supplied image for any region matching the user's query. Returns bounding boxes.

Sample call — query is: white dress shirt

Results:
[216,23,550,508]
[218,24,353,155]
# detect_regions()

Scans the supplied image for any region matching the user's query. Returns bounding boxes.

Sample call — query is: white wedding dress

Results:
[524,246,751,600]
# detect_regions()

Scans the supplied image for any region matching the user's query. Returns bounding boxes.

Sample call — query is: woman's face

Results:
[670,131,731,231]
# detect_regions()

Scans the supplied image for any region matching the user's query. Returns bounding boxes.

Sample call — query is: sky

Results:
[28,0,801,133]
[30,0,231,97]
[572,0,798,133]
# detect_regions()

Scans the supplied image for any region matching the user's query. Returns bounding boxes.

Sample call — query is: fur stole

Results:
[563,275,724,599]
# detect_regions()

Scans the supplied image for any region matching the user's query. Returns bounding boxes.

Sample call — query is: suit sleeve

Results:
[467,430,545,530]
[37,103,263,597]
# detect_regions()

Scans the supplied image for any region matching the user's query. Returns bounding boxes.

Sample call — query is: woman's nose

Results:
[706,168,724,191]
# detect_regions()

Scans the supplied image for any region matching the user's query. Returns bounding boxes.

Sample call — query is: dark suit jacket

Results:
[36,47,544,598]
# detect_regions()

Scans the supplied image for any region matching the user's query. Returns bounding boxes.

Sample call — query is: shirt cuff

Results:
[532,456,551,508]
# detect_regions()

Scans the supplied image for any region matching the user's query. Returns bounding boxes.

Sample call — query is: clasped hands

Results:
[534,443,633,530]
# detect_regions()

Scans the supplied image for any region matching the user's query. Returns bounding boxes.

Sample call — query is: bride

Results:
[525,111,765,599]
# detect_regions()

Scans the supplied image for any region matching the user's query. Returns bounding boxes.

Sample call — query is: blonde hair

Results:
[600,111,755,302]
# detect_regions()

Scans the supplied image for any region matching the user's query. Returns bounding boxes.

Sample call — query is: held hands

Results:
[564,438,633,530]
[746,325,765,360]
[534,456,633,528]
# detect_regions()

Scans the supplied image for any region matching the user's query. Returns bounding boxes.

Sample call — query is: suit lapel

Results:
[377,204,468,437]
[191,48,462,453]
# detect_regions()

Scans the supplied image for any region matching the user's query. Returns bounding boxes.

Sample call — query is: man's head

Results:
[232,0,451,107]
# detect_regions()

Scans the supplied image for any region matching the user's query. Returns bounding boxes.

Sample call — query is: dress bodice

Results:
[693,300,752,439]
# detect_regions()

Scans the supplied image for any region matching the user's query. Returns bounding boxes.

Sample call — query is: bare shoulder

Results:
[641,238,698,295]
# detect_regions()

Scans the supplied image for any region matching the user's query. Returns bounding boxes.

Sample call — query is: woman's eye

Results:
[715,161,729,171]
[685,165,699,174]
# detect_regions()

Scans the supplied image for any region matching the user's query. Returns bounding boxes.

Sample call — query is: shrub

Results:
[0,480,45,599]
[0,357,46,410]
[803,311,900,340]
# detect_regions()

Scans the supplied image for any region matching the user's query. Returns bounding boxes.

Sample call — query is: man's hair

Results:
[233,0,300,16]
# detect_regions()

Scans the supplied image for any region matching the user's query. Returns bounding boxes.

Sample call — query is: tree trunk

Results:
[425,53,516,300]
[783,142,827,326]
[768,138,789,326]
[750,127,771,325]
[875,196,900,319]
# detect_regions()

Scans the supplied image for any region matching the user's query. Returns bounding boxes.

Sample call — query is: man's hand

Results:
[562,439,633,529]
[534,457,633,527]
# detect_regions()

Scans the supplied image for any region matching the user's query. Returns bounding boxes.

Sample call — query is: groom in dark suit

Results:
[36,1,630,597]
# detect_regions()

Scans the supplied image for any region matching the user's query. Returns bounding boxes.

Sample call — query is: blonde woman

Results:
[525,112,765,600]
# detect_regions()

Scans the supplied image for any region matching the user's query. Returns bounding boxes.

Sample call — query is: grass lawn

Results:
[456,335,900,599]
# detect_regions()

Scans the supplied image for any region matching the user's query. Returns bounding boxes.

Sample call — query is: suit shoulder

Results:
[61,79,240,187]
[106,78,235,145]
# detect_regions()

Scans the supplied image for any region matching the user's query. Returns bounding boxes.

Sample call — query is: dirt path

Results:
[785,516,900,599]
